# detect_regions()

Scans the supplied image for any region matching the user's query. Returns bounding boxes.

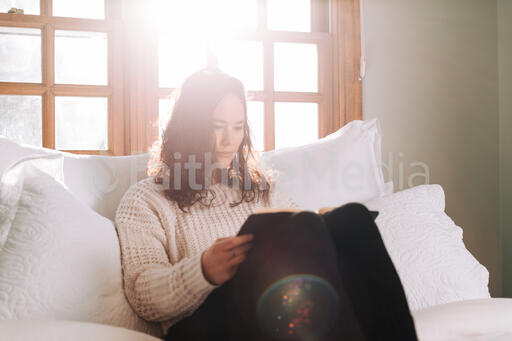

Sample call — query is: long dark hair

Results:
[147,68,270,212]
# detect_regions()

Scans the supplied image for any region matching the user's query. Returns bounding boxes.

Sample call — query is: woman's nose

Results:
[221,128,232,145]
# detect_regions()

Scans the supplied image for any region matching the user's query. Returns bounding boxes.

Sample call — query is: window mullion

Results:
[110,18,125,155]
[42,24,54,86]
[311,0,330,33]
[42,21,55,149]
[263,36,274,151]
[257,0,267,32]
[40,0,51,17]
[105,0,122,21]
[319,38,333,137]
[41,89,54,149]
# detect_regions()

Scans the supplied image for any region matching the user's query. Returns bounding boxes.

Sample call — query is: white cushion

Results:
[2,119,391,218]
[0,319,161,341]
[0,136,149,221]
[412,298,512,341]
[364,185,490,311]
[0,155,161,338]
[260,118,391,211]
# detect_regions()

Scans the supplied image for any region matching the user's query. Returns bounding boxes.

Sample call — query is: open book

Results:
[252,207,339,215]
[252,206,380,219]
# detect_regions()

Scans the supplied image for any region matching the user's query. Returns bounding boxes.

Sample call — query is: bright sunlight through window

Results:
[154,0,320,151]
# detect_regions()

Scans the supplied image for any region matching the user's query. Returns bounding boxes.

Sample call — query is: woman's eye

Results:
[234,126,244,131]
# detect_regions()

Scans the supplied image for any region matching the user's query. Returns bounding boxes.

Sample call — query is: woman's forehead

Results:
[212,94,245,122]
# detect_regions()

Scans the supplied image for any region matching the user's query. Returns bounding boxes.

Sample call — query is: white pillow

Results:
[259,118,391,211]
[2,120,391,218]
[364,184,490,311]
[0,319,162,341]
[0,155,161,338]
[412,298,512,341]
[0,135,149,221]
[0,136,60,177]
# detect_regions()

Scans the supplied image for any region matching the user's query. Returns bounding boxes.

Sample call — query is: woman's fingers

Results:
[233,243,252,255]
[202,234,255,285]
[204,234,254,284]
[227,251,248,267]
[217,234,254,251]
[220,242,253,263]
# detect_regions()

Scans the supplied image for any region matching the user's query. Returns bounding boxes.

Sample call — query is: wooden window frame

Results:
[331,0,363,129]
[157,29,333,152]
[153,0,362,154]
[155,0,335,153]
[0,0,362,156]
[0,0,124,155]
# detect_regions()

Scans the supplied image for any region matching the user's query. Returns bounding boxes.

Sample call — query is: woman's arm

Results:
[114,185,216,324]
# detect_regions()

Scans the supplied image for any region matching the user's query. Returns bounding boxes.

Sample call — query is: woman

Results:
[114,68,418,341]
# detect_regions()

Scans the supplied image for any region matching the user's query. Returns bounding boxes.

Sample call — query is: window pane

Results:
[55,97,108,150]
[53,0,104,19]
[159,98,175,139]
[275,102,318,149]
[0,95,42,146]
[55,30,108,85]
[274,43,318,92]
[268,0,310,32]
[159,34,208,88]
[0,27,41,83]
[215,40,263,91]
[247,101,264,151]
[0,0,39,15]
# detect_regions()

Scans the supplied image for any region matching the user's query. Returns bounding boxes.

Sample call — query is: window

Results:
[0,0,124,155]
[156,0,332,151]
[1,0,362,155]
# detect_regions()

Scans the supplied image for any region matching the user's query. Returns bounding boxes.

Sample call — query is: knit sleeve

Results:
[268,178,300,209]
[114,183,217,324]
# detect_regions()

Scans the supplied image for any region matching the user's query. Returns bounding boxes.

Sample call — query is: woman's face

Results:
[212,93,246,167]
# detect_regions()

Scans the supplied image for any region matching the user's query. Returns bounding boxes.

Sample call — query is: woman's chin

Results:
[214,158,232,168]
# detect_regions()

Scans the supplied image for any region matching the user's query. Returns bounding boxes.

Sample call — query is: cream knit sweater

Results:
[114,177,298,336]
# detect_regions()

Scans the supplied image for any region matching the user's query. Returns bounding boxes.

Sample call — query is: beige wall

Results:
[499,0,512,297]
[362,0,501,295]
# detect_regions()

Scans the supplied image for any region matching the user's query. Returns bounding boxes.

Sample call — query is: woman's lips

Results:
[217,152,234,156]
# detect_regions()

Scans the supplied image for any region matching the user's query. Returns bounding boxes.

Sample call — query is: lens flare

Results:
[256,274,339,340]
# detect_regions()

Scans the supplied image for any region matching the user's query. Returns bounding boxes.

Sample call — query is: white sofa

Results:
[1,119,511,340]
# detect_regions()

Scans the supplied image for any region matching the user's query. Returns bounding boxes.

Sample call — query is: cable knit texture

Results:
[114,177,298,336]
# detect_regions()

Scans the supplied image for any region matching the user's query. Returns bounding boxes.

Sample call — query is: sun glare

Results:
[156,0,258,88]
[155,0,256,36]
[154,0,319,150]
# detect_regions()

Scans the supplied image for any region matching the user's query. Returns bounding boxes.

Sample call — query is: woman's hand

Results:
[201,234,254,286]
